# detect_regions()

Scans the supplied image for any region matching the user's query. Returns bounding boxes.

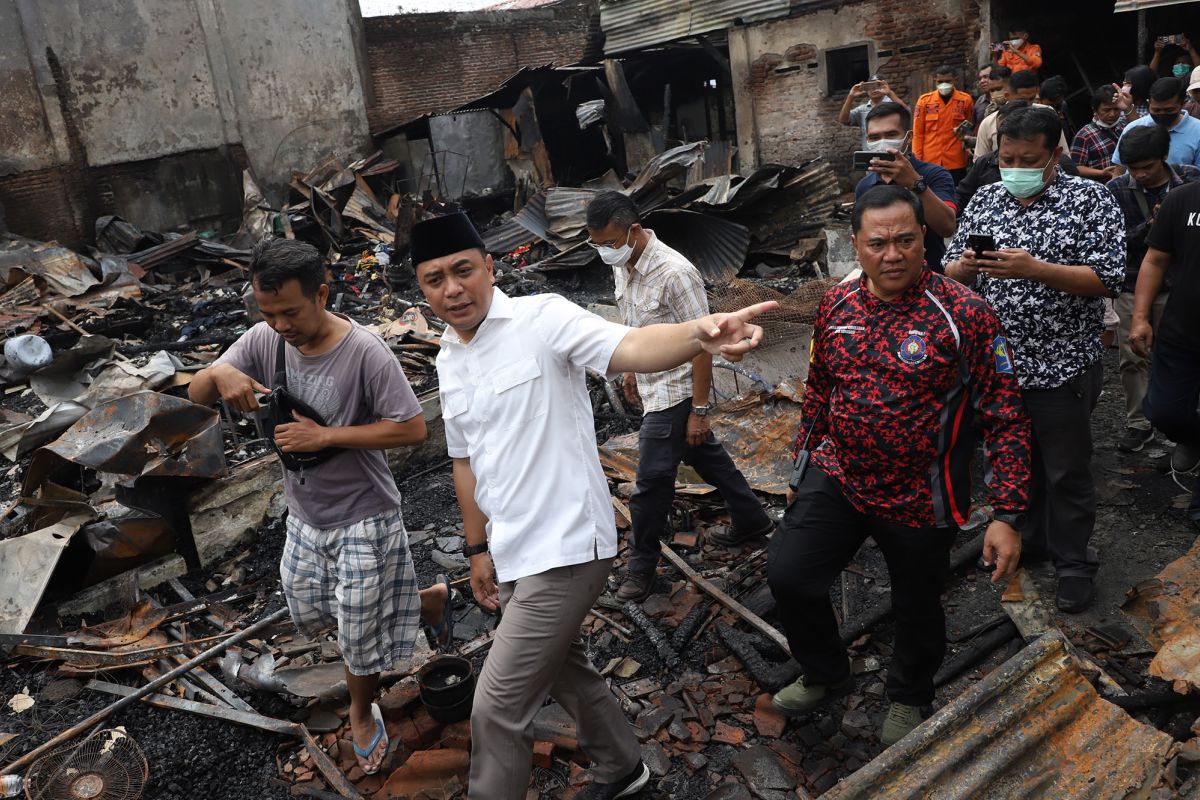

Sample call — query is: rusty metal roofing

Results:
[823,631,1177,800]
[599,0,790,55]
[1123,535,1200,691]
[1114,0,1197,11]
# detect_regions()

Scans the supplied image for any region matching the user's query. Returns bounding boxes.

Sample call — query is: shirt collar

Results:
[857,266,932,310]
[439,287,514,347]
[628,230,661,276]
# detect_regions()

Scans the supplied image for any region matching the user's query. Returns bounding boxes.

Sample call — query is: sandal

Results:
[351,702,389,775]
[421,574,455,651]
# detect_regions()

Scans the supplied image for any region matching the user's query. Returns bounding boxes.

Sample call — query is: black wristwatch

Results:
[462,541,489,558]
[993,512,1026,530]
[911,178,928,194]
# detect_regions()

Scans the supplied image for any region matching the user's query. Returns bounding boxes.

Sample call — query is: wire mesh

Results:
[26,728,147,800]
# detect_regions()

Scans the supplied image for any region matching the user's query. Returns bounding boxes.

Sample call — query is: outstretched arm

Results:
[608,302,778,374]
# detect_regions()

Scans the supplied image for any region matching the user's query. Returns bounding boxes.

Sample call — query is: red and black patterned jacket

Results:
[799,269,1031,528]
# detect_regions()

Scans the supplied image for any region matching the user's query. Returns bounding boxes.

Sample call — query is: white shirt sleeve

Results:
[530,295,632,378]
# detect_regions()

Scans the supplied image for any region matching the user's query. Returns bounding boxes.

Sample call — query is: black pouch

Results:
[264,336,344,472]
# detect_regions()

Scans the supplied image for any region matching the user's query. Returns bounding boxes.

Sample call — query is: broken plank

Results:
[16,634,233,666]
[659,542,790,656]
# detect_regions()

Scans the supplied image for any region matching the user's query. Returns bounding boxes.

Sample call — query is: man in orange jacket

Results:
[994,27,1042,75]
[913,66,975,183]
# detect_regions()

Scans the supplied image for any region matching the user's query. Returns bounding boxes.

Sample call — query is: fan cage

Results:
[25,729,147,800]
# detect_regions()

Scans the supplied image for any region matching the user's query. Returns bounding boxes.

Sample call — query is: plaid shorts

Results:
[280,507,420,676]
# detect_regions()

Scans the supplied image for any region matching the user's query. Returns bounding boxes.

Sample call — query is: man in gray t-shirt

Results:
[189,239,445,777]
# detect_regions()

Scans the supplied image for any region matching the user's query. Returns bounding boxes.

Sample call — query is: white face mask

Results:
[593,229,634,266]
[937,82,954,97]
[866,131,911,154]
[1008,38,1025,47]
[1094,116,1117,129]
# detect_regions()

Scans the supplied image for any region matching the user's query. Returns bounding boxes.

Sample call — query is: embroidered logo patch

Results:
[897,333,928,365]
[993,336,1014,374]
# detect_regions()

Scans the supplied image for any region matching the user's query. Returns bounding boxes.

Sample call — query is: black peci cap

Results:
[410,213,485,266]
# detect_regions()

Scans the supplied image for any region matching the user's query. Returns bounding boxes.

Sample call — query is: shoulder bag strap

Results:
[274,335,288,391]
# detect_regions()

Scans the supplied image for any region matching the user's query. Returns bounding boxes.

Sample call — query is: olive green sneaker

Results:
[880,702,931,746]
[771,669,854,717]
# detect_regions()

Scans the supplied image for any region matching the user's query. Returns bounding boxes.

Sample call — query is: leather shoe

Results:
[615,571,655,603]
[1056,576,1094,613]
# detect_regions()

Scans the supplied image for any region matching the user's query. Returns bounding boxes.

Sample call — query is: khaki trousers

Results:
[468,557,640,799]
[1115,291,1169,430]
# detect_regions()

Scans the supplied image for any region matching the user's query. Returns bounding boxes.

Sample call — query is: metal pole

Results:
[1138,10,1149,65]
[1,606,290,775]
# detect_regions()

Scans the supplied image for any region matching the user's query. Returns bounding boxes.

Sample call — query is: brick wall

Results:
[736,0,981,181]
[364,0,600,134]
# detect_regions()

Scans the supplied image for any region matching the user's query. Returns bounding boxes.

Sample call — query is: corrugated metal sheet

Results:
[1123,535,1200,691]
[823,631,1176,800]
[1114,0,1198,12]
[600,0,790,55]
[641,208,749,284]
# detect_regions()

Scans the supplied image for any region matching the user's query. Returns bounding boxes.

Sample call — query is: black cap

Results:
[410,213,485,266]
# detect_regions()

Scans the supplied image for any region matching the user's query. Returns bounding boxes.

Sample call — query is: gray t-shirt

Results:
[216,317,422,528]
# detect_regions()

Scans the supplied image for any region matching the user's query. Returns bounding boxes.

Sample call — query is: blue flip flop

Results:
[352,702,388,775]
[421,574,454,652]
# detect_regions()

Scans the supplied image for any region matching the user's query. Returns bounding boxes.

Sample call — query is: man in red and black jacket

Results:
[767,184,1031,746]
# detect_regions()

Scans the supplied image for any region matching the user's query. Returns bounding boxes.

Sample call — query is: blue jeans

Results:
[1144,339,1200,517]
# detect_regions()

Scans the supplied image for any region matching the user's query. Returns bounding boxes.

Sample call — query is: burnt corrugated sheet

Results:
[599,0,790,54]
[1123,535,1200,691]
[642,208,748,285]
[823,632,1176,800]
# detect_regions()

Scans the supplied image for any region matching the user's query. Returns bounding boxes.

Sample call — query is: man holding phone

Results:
[993,27,1042,75]
[854,102,957,272]
[945,107,1126,613]
[839,76,909,149]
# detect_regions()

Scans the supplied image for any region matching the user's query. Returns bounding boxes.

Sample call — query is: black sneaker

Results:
[1118,427,1154,453]
[1056,576,1095,613]
[1173,444,1200,474]
[580,761,651,799]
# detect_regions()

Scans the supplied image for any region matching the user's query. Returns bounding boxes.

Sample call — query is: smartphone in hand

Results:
[967,233,999,261]
[853,151,896,170]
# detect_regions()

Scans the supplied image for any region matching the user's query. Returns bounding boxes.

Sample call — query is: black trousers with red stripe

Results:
[767,468,956,707]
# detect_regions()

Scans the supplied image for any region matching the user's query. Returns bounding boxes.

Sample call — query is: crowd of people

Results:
[180,24,1200,800]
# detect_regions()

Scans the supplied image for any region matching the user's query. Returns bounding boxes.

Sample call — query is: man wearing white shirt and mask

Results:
[412,213,774,800]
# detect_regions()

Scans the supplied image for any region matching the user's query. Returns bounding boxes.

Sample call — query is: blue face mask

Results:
[1174,63,1192,78]
[999,159,1054,198]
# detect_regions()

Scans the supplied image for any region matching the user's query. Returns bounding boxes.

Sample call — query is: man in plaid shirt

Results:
[1071,86,1127,182]
[586,192,773,603]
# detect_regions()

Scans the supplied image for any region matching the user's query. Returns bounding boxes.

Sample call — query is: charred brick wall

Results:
[364,0,600,134]
[732,0,981,181]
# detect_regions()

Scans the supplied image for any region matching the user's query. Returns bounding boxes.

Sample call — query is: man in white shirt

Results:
[412,213,773,800]
[585,192,773,603]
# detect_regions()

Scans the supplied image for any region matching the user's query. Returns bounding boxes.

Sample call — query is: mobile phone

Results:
[852,151,896,169]
[955,119,974,135]
[863,80,881,92]
[967,234,998,261]
[991,42,1005,53]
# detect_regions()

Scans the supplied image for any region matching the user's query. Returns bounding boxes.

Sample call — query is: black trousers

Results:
[1021,360,1103,578]
[627,399,771,575]
[767,468,955,707]
[1143,339,1200,516]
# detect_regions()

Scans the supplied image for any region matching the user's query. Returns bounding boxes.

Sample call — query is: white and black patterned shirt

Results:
[943,170,1126,390]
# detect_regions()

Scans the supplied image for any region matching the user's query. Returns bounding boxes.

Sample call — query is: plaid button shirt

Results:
[613,231,710,413]
[1071,120,1125,169]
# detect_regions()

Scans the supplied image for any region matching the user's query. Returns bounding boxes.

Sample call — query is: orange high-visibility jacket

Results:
[997,42,1043,73]
[913,89,974,170]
